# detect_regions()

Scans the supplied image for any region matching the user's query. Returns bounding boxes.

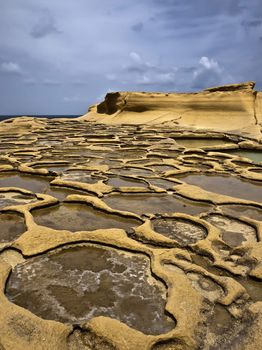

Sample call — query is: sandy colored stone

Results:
[80,82,261,140]
[0,82,261,350]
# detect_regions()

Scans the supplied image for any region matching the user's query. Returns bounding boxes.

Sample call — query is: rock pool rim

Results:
[4,242,176,335]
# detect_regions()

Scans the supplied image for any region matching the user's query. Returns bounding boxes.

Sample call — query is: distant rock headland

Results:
[80,81,262,140]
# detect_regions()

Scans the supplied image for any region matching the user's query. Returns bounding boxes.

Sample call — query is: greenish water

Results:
[221,150,262,163]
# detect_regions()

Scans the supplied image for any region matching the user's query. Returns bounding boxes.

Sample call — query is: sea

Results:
[0,115,80,121]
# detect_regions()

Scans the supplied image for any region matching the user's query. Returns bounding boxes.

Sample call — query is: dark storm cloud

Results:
[242,19,262,28]
[131,22,144,32]
[108,52,178,89]
[150,0,244,18]
[0,0,261,114]
[30,9,61,38]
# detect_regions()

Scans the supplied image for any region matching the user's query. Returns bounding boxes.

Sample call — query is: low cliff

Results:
[79,82,262,139]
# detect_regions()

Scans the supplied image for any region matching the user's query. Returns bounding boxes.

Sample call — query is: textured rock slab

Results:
[6,244,175,335]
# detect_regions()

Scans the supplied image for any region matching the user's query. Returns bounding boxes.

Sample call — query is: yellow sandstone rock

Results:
[80,81,261,140]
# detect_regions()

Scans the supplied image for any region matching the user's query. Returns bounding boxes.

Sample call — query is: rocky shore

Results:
[0,82,261,350]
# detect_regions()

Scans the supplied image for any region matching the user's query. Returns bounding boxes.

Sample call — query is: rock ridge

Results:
[80,82,262,140]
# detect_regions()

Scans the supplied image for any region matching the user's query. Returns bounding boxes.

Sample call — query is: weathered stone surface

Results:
[0,82,261,349]
[80,82,261,140]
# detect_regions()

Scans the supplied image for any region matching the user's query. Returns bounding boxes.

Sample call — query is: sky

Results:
[0,0,262,115]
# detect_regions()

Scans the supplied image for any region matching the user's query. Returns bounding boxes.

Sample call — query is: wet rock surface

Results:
[203,214,257,247]
[0,191,37,209]
[6,244,174,335]
[152,217,207,245]
[0,212,26,242]
[0,99,262,349]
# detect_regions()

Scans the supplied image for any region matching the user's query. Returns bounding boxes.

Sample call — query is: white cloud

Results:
[129,51,142,64]
[192,56,234,89]
[199,56,220,71]
[0,61,23,75]
[193,56,222,81]
[128,51,155,70]
[136,71,176,85]
[109,52,177,87]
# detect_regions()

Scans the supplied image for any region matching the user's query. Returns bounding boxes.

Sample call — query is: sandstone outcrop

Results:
[80,81,262,140]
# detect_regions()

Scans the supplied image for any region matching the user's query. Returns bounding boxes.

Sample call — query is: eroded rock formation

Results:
[80,82,262,141]
[0,82,262,349]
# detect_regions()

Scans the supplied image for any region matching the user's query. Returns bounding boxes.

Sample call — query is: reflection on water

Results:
[32,203,141,231]
[175,174,262,202]
[0,212,26,242]
[0,173,52,193]
[104,193,212,215]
